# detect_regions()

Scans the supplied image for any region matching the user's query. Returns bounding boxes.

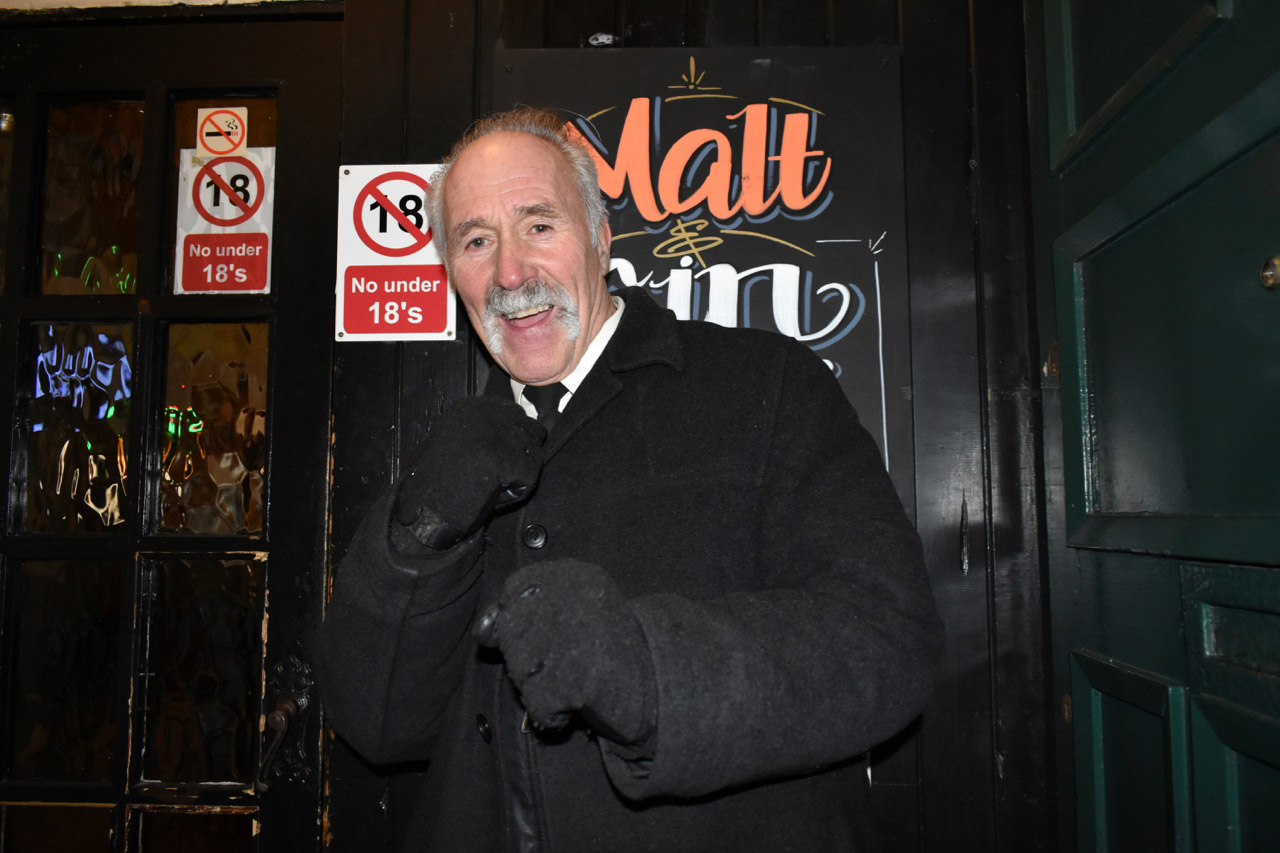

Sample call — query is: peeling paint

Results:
[132,803,258,815]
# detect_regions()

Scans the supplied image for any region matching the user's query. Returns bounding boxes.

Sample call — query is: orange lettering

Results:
[727,104,782,215]
[776,112,831,209]
[567,99,833,225]
[567,98,664,221]
[657,129,741,219]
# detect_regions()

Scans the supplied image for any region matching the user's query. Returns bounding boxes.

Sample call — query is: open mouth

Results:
[504,303,552,321]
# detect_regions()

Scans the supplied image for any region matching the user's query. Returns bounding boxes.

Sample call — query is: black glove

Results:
[393,396,545,550]
[474,560,657,746]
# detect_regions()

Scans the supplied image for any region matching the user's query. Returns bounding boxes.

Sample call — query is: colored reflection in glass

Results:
[1,805,113,852]
[0,107,13,294]
[26,323,133,532]
[42,101,143,295]
[160,323,267,535]
[139,557,263,785]
[9,561,120,782]
[138,810,255,853]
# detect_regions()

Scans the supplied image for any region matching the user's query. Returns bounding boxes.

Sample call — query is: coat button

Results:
[476,714,492,743]
[521,524,547,549]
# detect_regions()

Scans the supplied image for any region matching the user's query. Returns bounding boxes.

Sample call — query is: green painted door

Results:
[1029,0,1280,849]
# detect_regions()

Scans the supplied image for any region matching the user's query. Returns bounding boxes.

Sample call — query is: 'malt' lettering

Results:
[567,98,832,223]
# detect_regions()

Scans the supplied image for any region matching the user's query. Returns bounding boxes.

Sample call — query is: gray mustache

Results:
[481,280,581,357]
[486,280,576,318]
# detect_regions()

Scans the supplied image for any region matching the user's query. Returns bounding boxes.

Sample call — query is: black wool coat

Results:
[319,286,943,852]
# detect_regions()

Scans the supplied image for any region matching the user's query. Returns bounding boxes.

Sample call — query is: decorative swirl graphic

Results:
[652,219,723,265]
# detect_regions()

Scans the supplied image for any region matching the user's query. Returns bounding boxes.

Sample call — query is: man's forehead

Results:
[451,133,566,188]
[444,134,580,221]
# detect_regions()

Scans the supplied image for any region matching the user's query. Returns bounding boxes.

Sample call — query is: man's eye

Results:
[531,224,550,234]
[467,236,487,249]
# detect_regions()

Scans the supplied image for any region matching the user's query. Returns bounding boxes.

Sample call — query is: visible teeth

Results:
[505,304,551,320]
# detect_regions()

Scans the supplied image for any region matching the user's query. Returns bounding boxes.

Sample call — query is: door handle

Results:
[1262,256,1280,290]
[255,691,310,793]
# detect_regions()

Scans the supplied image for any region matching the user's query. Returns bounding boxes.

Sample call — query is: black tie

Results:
[524,382,567,433]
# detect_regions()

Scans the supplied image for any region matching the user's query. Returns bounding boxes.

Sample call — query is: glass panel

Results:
[137,809,255,853]
[8,561,120,782]
[0,106,14,294]
[1,804,113,852]
[1083,131,1280,516]
[41,100,143,295]
[25,322,133,533]
[138,557,263,785]
[159,323,268,535]
[170,97,277,296]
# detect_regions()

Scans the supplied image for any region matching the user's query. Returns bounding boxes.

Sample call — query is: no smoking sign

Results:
[335,165,456,341]
[196,107,247,157]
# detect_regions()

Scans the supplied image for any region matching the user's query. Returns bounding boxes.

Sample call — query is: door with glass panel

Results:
[0,19,339,852]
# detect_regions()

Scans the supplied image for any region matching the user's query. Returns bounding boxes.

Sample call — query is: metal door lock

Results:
[255,691,310,793]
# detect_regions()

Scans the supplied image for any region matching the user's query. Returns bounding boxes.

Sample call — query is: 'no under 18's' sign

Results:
[335,164,456,342]
[174,147,275,294]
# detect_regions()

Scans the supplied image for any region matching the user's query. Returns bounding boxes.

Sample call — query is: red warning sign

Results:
[342,264,449,334]
[181,233,269,292]
[193,156,265,227]
[352,171,434,257]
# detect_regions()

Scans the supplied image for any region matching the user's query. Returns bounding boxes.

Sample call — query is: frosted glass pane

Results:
[138,557,263,785]
[9,561,120,782]
[25,322,133,532]
[138,810,255,853]
[159,323,267,535]
[2,805,112,853]
[42,101,143,295]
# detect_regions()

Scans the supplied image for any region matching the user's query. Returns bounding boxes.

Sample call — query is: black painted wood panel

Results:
[900,0,998,847]
[970,1,1054,849]
[620,0,689,46]
[761,0,829,46]
[546,0,619,47]
[703,0,756,45]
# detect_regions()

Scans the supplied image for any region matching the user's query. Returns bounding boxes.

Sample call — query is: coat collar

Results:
[482,286,683,458]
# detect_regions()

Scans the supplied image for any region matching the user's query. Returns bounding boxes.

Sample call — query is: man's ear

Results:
[597,220,612,272]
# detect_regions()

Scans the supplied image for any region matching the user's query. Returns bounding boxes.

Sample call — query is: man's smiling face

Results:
[441,132,613,386]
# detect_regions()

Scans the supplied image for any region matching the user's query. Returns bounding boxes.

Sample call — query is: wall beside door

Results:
[330,1,1053,851]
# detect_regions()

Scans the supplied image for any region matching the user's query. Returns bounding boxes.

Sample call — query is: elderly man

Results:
[320,107,942,851]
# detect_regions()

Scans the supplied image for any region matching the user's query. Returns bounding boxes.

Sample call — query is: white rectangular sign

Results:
[174,147,275,294]
[334,164,456,342]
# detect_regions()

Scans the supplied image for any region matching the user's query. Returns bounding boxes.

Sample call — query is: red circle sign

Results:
[353,171,434,257]
[200,109,245,155]
[193,156,265,227]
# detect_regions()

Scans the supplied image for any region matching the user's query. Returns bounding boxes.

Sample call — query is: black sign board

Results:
[495,47,914,503]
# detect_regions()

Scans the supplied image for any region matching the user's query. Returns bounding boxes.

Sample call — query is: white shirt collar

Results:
[511,294,625,416]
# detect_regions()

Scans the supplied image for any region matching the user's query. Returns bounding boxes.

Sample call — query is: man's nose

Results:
[494,238,534,289]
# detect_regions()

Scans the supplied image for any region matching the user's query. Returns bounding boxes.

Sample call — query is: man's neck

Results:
[511,294,625,410]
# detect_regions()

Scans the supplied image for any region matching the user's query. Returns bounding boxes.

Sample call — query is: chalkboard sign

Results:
[494,47,914,504]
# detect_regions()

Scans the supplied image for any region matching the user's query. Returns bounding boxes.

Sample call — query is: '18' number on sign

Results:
[206,174,251,207]
[369,195,424,232]
[369,301,423,325]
